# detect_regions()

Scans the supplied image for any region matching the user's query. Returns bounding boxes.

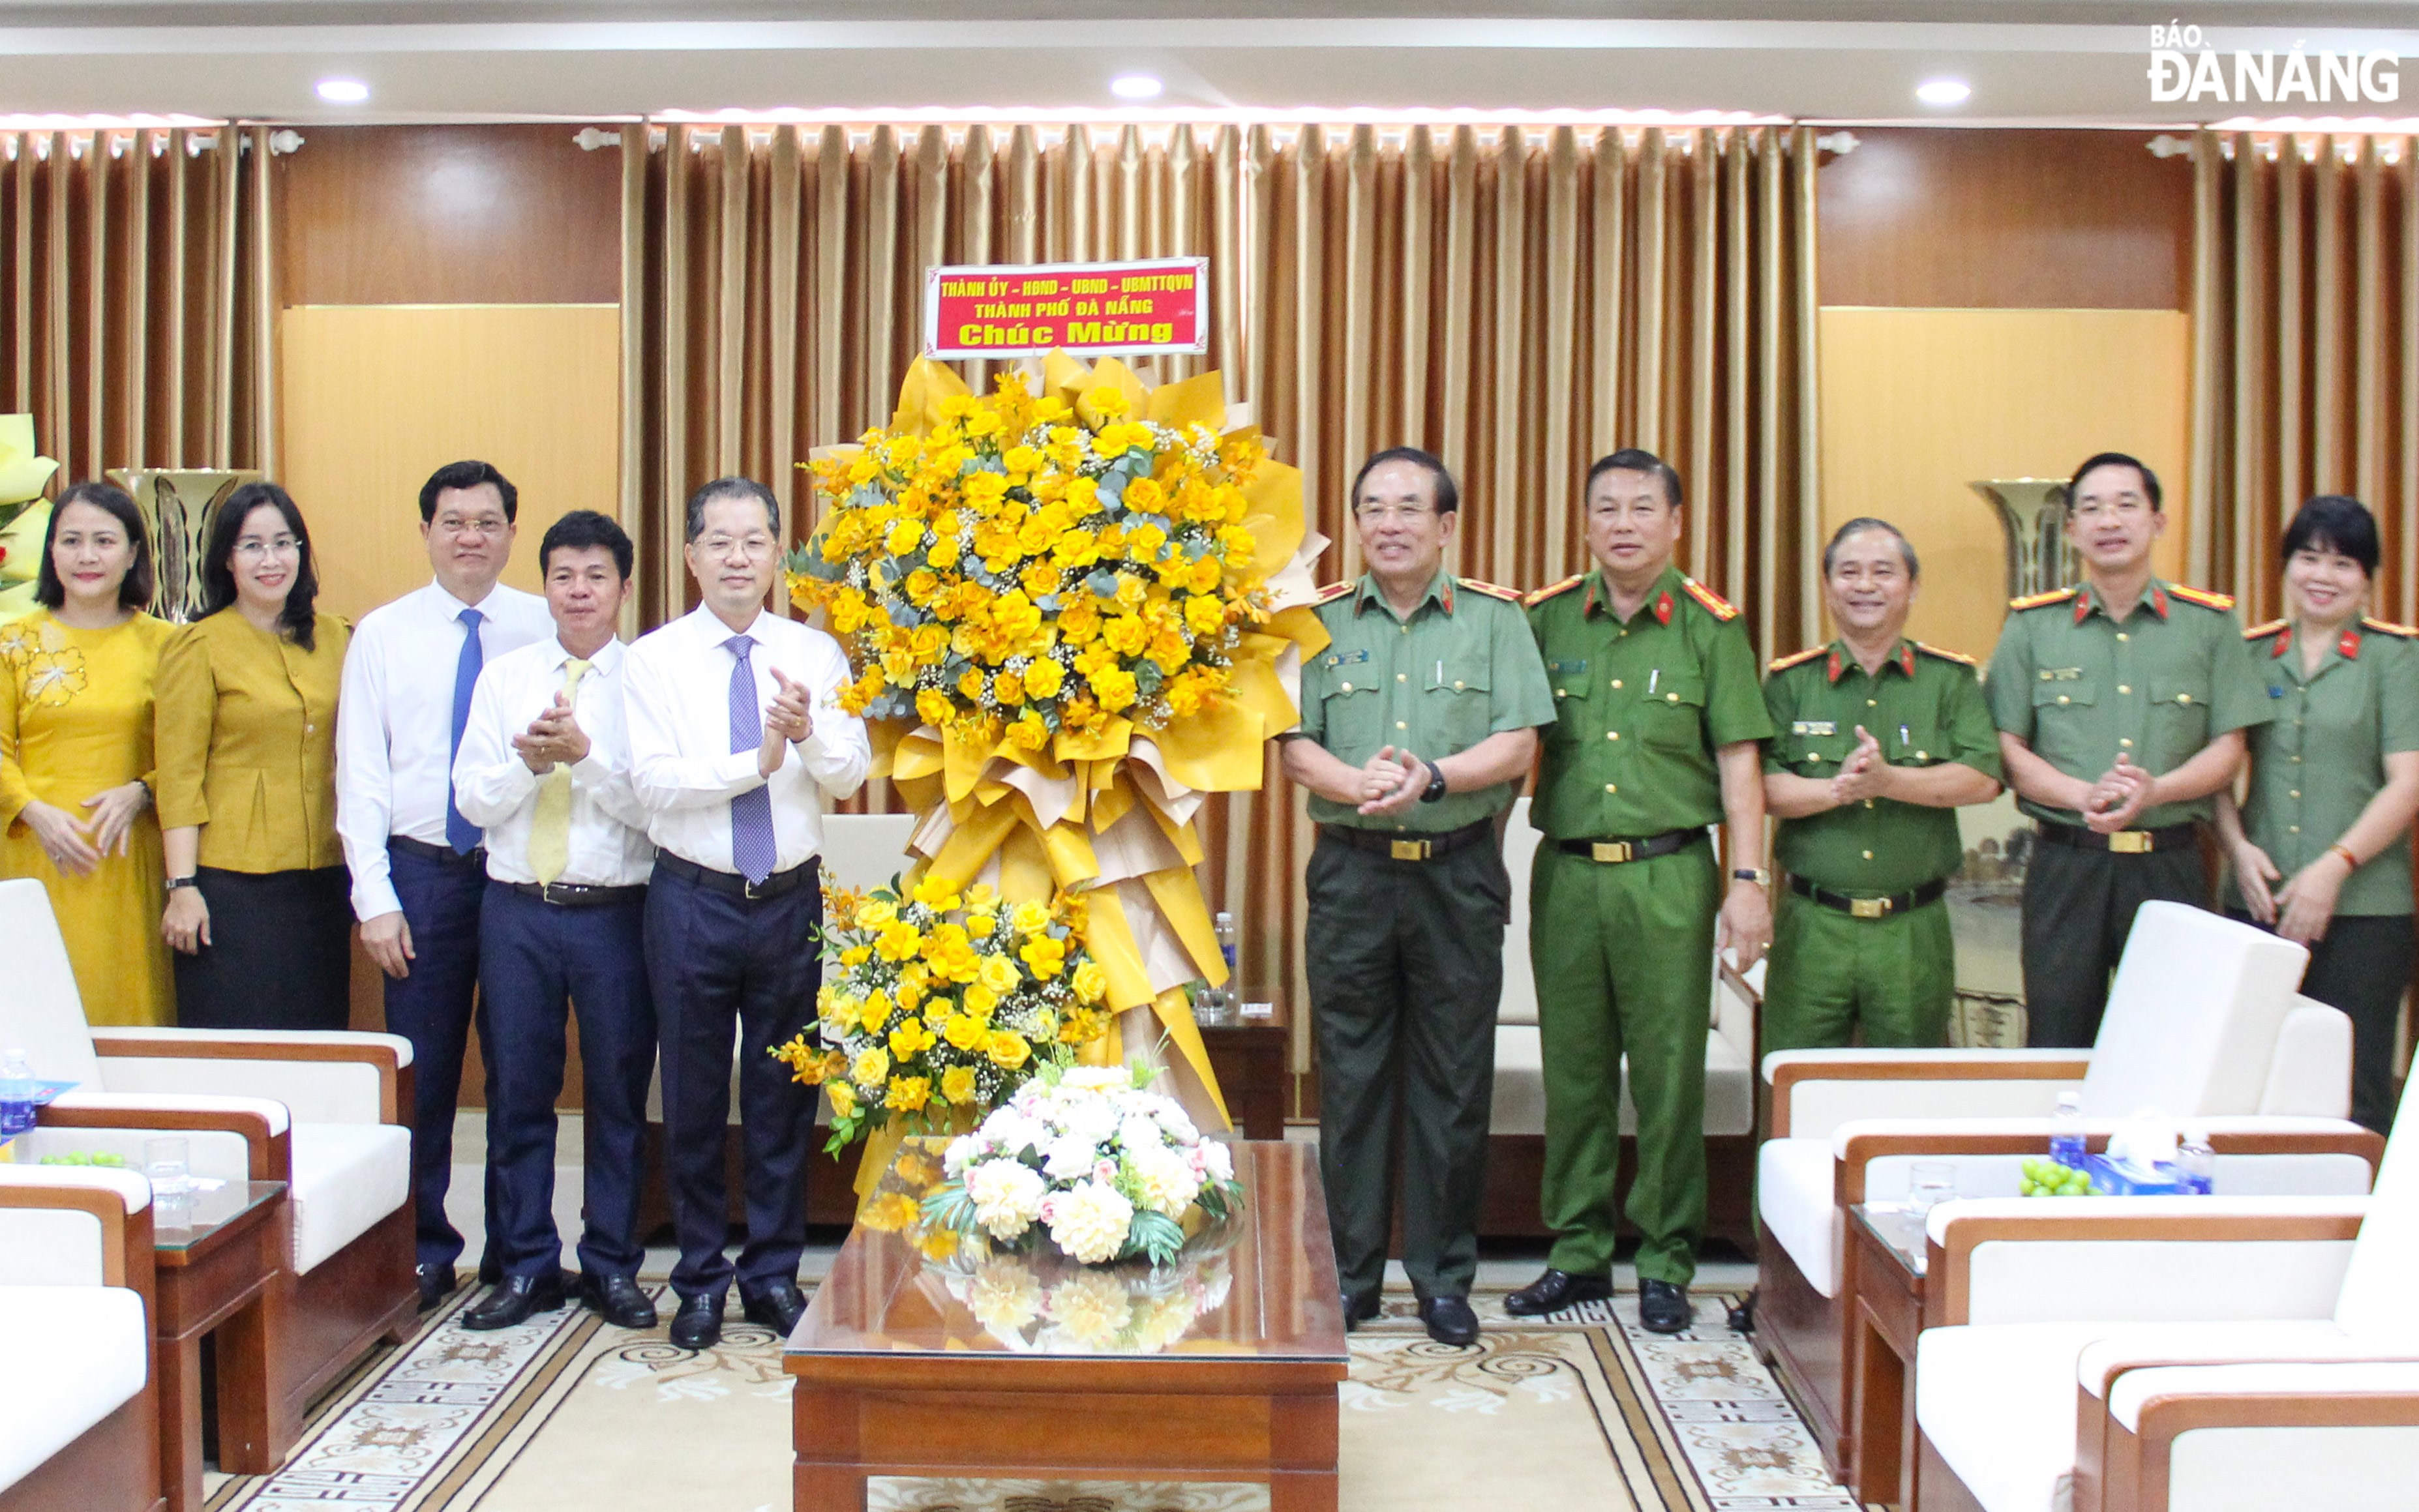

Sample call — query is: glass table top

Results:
[154,1179,286,1254]
[1850,1202,1930,1278]
[789,1137,1347,1363]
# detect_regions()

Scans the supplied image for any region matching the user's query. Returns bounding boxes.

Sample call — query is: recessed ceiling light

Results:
[1109,74,1164,102]
[1916,78,1972,106]
[316,78,370,104]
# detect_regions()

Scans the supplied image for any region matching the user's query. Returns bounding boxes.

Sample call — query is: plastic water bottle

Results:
[2177,1127,2216,1195]
[2049,1090,2086,1169]
[0,1050,35,1139]
[1214,910,1240,994]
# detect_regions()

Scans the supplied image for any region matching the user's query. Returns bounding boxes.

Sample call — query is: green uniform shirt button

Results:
[2292,755,2302,762]
[2177,693,2192,704]
[1863,850,1874,859]
[1867,698,1878,707]
[2121,737,2133,747]
[2291,790,2300,798]
[1339,681,1353,692]
[2118,685,2131,694]
[1611,679,1623,689]
[1396,673,1406,683]
[1606,731,1619,741]
[2058,695,2071,704]
[1604,783,1617,793]
[1395,720,1407,730]
[2117,632,2129,642]
[2291,825,2301,833]
[1666,692,1679,702]
[1916,750,1927,760]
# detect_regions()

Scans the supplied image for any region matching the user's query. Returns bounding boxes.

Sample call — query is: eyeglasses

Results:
[434,516,511,538]
[699,534,777,559]
[1353,505,1435,525]
[233,535,301,561]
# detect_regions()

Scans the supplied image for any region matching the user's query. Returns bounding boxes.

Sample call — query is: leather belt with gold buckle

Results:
[2035,821,2197,856]
[1555,829,1701,865]
[1788,873,1950,919]
[1321,819,1494,864]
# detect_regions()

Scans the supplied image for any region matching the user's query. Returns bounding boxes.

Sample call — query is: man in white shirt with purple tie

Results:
[624,475,869,1351]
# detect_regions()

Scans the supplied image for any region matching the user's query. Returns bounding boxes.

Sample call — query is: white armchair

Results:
[0,1166,158,1512]
[1753,901,2381,1486]
[0,878,416,1451]
[1912,1084,2419,1512]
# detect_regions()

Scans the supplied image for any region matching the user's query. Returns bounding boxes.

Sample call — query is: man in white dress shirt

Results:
[625,476,869,1351]
[451,511,659,1333]
[336,460,556,1311]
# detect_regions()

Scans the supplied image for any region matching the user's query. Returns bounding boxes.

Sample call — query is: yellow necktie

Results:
[528,659,591,885]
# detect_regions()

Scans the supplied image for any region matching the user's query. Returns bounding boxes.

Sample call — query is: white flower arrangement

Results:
[924,1063,1244,1266]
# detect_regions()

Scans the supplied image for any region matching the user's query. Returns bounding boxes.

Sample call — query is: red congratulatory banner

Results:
[923,257,1209,360]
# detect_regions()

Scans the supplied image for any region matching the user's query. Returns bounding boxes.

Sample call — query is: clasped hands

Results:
[2080,751,2157,834]
[514,693,593,773]
[756,668,816,778]
[22,782,149,876]
[1355,745,1433,818]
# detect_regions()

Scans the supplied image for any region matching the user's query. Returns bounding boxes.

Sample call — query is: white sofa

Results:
[0,878,417,1449]
[0,1166,158,1512]
[1754,900,2381,1489]
[1913,1080,2419,1512]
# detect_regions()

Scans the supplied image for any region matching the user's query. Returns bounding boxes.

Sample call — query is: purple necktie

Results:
[726,634,777,885]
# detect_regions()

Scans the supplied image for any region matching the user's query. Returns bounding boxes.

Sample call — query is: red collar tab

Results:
[1439,581,1455,615]
[2150,586,2171,619]
[1653,589,1674,626]
[2273,630,2292,659]
[1826,650,1844,683]
[1582,578,1599,617]
[2073,591,2092,625]
[1899,644,1917,677]
[2341,627,2363,660]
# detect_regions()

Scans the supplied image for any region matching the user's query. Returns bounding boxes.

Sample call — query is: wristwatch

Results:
[1419,761,1450,804]
[1732,868,1772,887]
[164,876,200,892]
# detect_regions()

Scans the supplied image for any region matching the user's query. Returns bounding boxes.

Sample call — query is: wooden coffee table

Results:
[785,1138,1349,1511]
[1845,1202,1940,1511]
[153,1179,292,1512]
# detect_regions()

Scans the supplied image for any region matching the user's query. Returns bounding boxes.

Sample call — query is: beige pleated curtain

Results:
[622,117,1821,1043]
[2187,128,2419,624]
[0,126,278,486]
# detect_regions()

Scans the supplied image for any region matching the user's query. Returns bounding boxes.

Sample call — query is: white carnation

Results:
[964,1159,1047,1242]
[1045,1178,1135,1264]
[1118,1116,1167,1156]
[1042,1135,1100,1181]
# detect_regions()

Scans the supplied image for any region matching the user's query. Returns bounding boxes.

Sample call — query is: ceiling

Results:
[4,1,2415,126]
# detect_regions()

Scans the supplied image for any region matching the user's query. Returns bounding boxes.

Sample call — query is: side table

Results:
[1844,1202,1938,1511]
[1198,1010,1289,1140]
[153,1179,292,1512]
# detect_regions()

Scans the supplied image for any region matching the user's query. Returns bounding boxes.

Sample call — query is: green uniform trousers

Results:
[2019,834,2207,1048]
[1306,830,1510,1303]
[1761,889,1956,1054]
[1531,837,1717,1286]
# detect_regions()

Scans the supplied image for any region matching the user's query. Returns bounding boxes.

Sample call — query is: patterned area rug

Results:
[202,1284,1859,1512]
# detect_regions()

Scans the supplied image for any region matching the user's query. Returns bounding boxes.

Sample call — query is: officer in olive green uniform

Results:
[1510,449,1773,1334]
[1281,447,1555,1346]
[1985,452,2274,1048]
[1763,518,2004,1052]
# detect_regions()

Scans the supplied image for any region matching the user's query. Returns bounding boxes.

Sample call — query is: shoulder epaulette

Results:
[1680,577,1741,621]
[1310,580,1355,606]
[1766,645,1827,673]
[2362,616,2419,639]
[1914,642,1977,666]
[2166,583,2236,612]
[1458,578,1524,604]
[2008,587,2077,612]
[2243,618,2287,640]
[1524,574,1585,608]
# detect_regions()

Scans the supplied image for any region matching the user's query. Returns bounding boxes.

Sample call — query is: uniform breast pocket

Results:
[1323,681,1382,750]
[1543,660,1592,743]
[2030,677,2097,764]
[1426,660,1495,751]
[1790,732,1849,772]
[1641,671,1707,752]
[2150,675,2212,745]
[1887,719,1944,765]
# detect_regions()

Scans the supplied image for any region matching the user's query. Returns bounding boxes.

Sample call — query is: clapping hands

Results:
[513,692,592,773]
[757,668,817,777]
[1829,725,1890,807]
[2083,752,2155,834]
[1356,745,1429,818]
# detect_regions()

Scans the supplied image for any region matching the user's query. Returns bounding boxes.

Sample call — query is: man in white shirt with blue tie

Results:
[625,476,869,1351]
[336,460,556,1312]
[451,510,659,1334]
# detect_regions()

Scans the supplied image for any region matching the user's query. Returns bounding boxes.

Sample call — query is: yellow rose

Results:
[978,953,1021,995]
[965,882,998,908]
[958,667,987,701]
[1001,445,1040,477]
[928,537,963,569]
[1183,593,1225,638]
[961,981,999,1018]
[1005,713,1049,752]
[941,1065,980,1105]
[1019,563,1061,600]
[894,977,924,1013]
[966,910,997,938]
[1073,958,1107,1003]
[916,688,953,726]
[852,1046,892,1086]
[877,920,924,962]
[1016,657,1065,700]
[888,1018,937,1058]
[1114,572,1147,608]
[856,898,897,930]
[822,994,860,1032]
[993,670,1025,706]
[1019,934,1068,979]
[911,873,963,912]
[859,990,895,1031]
[841,945,873,968]
[985,1030,1032,1070]
[827,1080,858,1118]
[942,1013,986,1051]
[965,408,1004,439]
[1102,615,1147,656]
[885,519,924,555]
[1089,666,1138,711]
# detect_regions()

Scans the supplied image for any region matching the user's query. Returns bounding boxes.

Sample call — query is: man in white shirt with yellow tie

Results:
[450,511,659,1334]
[625,476,869,1351]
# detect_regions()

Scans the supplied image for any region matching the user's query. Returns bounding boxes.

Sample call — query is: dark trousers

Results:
[173,866,352,1031]
[478,885,657,1281]
[2229,908,2414,1135]
[383,840,496,1272]
[1306,833,1507,1303]
[2020,835,2209,1048]
[644,863,822,1301]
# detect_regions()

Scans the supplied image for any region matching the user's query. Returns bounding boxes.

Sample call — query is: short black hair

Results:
[1823,516,1919,580]
[35,481,156,612]
[1585,447,1684,511]
[684,476,780,543]
[1349,447,1459,516]
[2281,494,2380,576]
[540,509,635,581]
[202,482,321,651]
[419,460,518,524]
[2067,452,2162,512]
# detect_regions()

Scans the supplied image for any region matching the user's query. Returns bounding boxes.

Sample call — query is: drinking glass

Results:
[145,1136,192,1207]
[1907,1160,1957,1217]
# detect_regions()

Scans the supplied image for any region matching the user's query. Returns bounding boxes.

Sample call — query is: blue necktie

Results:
[726,635,777,885]
[447,608,485,853]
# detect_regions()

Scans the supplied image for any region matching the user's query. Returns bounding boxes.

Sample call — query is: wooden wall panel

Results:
[1819,129,2193,310]
[280,304,620,620]
[275,125,621,306]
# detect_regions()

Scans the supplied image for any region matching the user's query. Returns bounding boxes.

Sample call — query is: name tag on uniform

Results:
[1790,720,1837,736]
[2039,667,2083,681]
[1321,649,1371,669]
[1546,658,1588,675]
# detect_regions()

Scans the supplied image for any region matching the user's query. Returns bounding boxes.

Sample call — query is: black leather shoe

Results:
[416,1263,458,1313]
[460,1272,568,1331]
[477,1252,503,1286]
[669,1292,725,1351]
[1638,1278,1694,1335]
[1342,1292,1383,1332]
[1503,1268,1614,1317]
[580,1272,659,1330]
[740,1280,807,1337]
[1418,1294,1480,1347]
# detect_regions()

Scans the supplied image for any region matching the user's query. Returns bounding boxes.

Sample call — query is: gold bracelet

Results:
[2330,842,2360,870]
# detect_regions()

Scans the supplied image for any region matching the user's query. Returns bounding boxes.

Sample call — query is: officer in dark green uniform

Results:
[1763,518,2003,1052]
[2216,494,2419,1133]
[1507,448,1773,1336]
[1280,446,1554,1348]
[1986,452,2274,1048]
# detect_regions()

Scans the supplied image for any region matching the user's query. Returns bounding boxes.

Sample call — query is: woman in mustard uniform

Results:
[0,482,177,1025]
[154,482,352,1030]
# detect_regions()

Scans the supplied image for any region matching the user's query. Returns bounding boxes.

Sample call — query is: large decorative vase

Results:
[779,352,1327,1191]
[106,468,263,623]
[0,415,61,623]
[1970,477,2078,601]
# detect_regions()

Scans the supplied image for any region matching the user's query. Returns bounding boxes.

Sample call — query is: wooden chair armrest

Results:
[2106,1363,2419,1512]
[1835,1125,2384,1203]
[0,1174,157,1297]
[38,1099,292,1181]
[1764,1052,2090,1137]
[90,1028,411,1124]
